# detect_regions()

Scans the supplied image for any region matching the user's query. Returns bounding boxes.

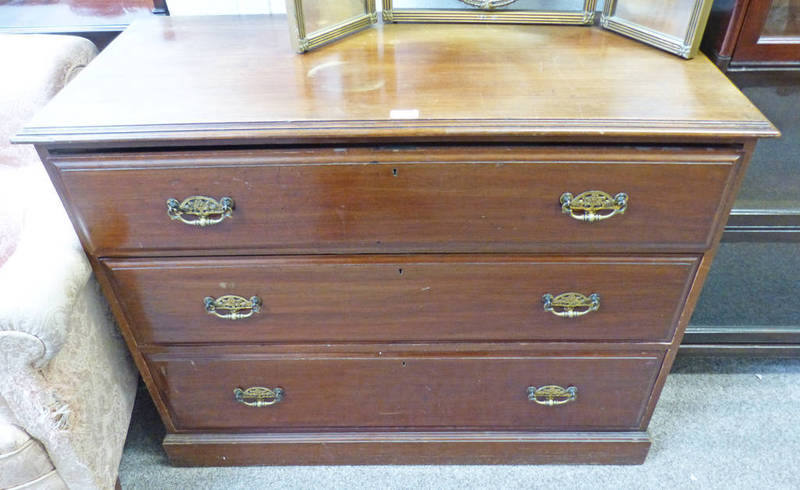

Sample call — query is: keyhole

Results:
[401,361,407,367]
[398,268,403,275]
[392,168,398,177]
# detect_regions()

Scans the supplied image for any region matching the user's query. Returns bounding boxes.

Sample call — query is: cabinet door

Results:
[732,0,800,67]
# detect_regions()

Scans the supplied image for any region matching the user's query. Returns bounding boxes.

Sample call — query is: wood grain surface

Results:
[163,431,652,465]
[104,255,698,345]
[15,15,777,146]
[51,146,739,255]
[147,350,663,431]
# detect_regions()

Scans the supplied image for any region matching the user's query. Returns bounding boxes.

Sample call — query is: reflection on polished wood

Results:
[16,15,776,147]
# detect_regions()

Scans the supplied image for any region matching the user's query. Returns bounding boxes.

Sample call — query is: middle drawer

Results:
[104,255,698,345]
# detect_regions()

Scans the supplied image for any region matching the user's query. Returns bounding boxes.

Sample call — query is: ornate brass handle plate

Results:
[166,195,234,227]
[457,0,519,9]
[204,295,262,320]
[233,387,284,407]
[560,191,628,223]
[527,385,577,406]
[542,292,600,318]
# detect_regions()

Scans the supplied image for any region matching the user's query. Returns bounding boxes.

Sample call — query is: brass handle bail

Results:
[234,387,284,407]
[528,385,577,406]
[561,191,628,223]
[204,295,262,320]
[542,292,600,318]
[166,195,234,227]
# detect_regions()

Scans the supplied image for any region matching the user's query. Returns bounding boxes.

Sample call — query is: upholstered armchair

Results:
[0,34,138,489]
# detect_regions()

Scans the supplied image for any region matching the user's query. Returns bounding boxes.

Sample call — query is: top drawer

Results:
[49,146,741,256]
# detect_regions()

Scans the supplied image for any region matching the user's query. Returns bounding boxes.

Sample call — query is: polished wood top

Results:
[17,15,777,146]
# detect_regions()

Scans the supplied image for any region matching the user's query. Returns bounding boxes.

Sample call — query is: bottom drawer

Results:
[148,348,664,431]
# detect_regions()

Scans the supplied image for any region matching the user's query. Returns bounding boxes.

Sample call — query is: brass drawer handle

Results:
[542,292,600,318]
[166,195,234,227]
[560,191,628,223]
[234,387,284,407]
[527,385,577,406]
[204,295,262,320]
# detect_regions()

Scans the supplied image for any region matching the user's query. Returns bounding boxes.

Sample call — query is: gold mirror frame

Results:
[383,0,597,25]
[286,0,377,53]
[600,0,714,59]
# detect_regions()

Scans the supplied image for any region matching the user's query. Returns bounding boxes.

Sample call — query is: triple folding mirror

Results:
[286,0,713,59]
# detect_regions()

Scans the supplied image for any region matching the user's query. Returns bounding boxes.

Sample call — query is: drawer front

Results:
[105,255,698,345]
[148,350,664,431]
[52,146,739,255]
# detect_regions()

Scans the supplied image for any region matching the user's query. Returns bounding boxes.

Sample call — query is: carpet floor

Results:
[118,356,800,489]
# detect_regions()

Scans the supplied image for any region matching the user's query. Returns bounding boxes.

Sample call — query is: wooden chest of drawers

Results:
[16,16,777,465]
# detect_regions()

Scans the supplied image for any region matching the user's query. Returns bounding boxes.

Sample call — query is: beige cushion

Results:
[0,168,21,268]
[0,399,66,490]
[0,34,135,490]
[0,34,96,271]
[0,34,97,169]
[7,470,68,490]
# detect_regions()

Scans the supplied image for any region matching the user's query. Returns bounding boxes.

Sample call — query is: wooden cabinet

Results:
[17,16,776,465]
[734,0,800,65]
[704,0,800,69]
[688,2,800,353]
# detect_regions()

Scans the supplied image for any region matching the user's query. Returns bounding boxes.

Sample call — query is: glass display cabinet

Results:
[687,0,800,354]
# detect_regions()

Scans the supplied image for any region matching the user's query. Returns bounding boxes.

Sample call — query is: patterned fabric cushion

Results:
[0,34,97,169]
[0,399,66,489]
[0,34,96,269]
[0,167,22,268]
[0,33,136,490]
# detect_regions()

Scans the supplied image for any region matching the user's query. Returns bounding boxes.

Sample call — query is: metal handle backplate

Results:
[204,295,262,320]
[528,385,577,406]
[457,0,519,9]
[542,292,600,318]
[234,387,284,407]
[166,195,234,227]
[561,191,628,223]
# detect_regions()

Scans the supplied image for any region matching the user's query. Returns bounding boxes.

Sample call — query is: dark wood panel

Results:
[163,431,651,466]
[731,0,800,67]
[105,255,698,345]
[138,342,672,358]
[51,146,740,255]
[14,16,777,146]
[147,351,663,431]
[701,0,752,69]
